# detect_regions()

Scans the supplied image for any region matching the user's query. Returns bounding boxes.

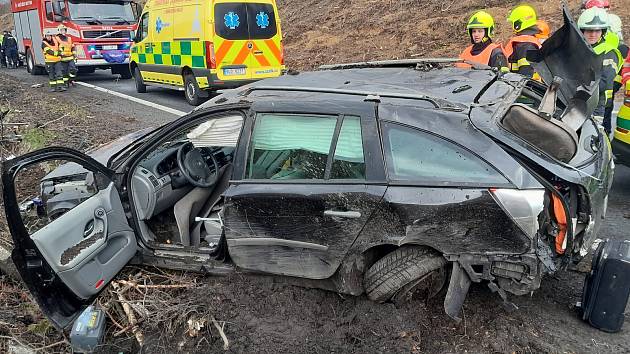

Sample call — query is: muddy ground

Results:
[1,0,630,352]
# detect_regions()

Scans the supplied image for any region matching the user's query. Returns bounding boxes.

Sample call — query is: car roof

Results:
[203,66,522,112]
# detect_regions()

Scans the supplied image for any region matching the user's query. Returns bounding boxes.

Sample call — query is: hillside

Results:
[277,0,630,70]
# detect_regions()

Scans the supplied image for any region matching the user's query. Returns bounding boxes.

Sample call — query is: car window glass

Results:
[45,2,54,21]
[214,3,249,40]
[139,12,149,41]
[331,116,365,179]
[246,3,277,40]
[14,160,100,236]
[383,122,508,184]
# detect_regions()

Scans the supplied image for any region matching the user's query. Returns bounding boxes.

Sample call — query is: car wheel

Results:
[184,73,204,106]
[134,66,147,93]
[364,246,447,303]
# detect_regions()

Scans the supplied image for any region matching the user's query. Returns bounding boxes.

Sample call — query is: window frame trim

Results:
[243,112,368,183]
[380,121,515,188]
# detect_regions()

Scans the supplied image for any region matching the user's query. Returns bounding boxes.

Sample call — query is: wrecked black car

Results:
[2,7,614,329]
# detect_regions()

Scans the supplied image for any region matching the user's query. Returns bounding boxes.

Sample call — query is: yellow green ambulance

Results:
[613,83,630,165]
[130,0,285,105]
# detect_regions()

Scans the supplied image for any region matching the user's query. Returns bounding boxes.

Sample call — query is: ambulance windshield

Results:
[68,1,135,24]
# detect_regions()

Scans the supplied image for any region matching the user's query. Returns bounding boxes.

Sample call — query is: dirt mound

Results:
[278,0,630,70]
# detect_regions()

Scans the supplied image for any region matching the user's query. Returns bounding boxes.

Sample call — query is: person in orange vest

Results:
[55,24,77,87]
[458,11,508,71]
[504,5,542,78]
[42,32,64,92]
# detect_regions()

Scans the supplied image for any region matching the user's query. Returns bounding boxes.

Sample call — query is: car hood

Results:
[43,128,154,180]
[530,5,601,118]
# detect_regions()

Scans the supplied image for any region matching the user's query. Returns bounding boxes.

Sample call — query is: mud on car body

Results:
[1,6,613,329]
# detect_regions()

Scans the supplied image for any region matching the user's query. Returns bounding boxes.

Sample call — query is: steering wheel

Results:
[176,142,219,188]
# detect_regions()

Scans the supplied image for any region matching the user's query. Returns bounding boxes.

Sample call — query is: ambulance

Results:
[130,0,285,105]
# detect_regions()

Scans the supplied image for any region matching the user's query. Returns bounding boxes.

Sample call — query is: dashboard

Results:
[131,142,235,221]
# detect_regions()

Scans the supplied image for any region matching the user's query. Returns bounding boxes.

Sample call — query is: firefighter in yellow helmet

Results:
[504,5,542,78]
[55,24,77,87]
[458,11,508,71]
[42,31,64,92]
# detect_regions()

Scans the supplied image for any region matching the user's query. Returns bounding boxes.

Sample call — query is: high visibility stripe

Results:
[616,75,622,84]
[264,39,282,63]
[603,58,619,72]
[605,89,613,99]
[517,57,530,67]
[233,44,251,65]
[215,40,234,65]
[251,43,271,67]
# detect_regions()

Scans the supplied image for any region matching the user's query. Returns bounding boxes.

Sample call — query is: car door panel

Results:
[224,183,386,279]
[2,147,136,329]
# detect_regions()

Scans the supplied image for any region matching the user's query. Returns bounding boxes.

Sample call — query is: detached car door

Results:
[2,148,136,329]
[223,101,386,279]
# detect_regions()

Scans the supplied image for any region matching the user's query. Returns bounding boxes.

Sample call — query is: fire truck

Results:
[11,0,139,78]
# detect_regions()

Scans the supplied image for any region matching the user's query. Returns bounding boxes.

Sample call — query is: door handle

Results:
[324,210,362,219]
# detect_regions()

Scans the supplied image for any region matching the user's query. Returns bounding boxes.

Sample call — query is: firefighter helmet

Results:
[584,0,610,9]
[608,13,623,41]
[466,11,495,38]
[535,20,551,40]
[57,24,67,32]
[507,5,538,32]
[578,7,609,30]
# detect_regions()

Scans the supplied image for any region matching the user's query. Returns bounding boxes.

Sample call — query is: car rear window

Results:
[214,3,277,41]
[246,114,365,180]
[382,122,508,185]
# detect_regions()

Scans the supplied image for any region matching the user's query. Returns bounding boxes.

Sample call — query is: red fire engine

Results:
[11,0,139,78]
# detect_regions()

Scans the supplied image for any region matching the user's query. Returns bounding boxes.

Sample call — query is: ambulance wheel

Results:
[134,67,146,93]
[184,73,204,106]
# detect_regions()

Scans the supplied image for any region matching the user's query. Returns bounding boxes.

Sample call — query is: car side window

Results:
[138,13,149,42]
[382,122,508,185]
[246,114,365,180]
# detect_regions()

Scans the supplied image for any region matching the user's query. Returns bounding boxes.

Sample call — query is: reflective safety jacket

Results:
[55,35,75,62]
[503,31,542,78]
[42,39,60,63]
[593,39,622,117]
[614,43,629,92]
[458,42,508,71]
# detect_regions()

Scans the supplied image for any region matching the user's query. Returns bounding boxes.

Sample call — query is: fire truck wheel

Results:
[26,50,44,75]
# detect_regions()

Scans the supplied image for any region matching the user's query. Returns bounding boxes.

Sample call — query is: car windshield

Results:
[68,1,134,23]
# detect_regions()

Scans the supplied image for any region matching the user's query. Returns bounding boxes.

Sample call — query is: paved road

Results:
[0,67,194,126]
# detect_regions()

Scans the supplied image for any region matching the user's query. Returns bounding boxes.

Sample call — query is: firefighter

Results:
[55,24,77,87]
[0,31,5,68]
[2,31,19,69]
[504,5,542,78]
[607,14,627,134]
[578,7,622,133]
[42,32,64,92]
[458,11,508,71]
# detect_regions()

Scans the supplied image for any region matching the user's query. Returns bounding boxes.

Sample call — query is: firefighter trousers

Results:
[46,62,63,88]
[60,60,77,85]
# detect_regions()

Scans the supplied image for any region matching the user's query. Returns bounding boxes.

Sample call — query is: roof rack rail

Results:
[318,58,491,71]
[238,85,466,111]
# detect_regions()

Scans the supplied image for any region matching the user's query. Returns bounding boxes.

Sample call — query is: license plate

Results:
[102,45,118,50]
[223,68,246,76]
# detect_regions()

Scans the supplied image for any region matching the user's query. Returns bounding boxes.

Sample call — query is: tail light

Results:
[489,188,545,239]
[205,41,216,69]
[279,41,285,65]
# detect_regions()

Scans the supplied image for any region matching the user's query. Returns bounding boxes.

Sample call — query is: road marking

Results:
[75,81,188,116]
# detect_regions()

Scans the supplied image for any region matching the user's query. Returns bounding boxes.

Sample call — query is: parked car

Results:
[2,7,613,329]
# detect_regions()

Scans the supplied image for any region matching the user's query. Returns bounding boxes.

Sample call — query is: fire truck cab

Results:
[11,0,139,78]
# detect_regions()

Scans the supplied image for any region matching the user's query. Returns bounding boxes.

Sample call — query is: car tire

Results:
[26,50,44,75]
[134,66,147,93]
[364,246,447,303]
[184,72,204,106]
[118,66,133,80]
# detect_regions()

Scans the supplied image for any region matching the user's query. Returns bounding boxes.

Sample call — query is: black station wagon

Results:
[2,8,614,328]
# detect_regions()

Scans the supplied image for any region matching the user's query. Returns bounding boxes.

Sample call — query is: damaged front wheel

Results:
[364,246,447,303]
